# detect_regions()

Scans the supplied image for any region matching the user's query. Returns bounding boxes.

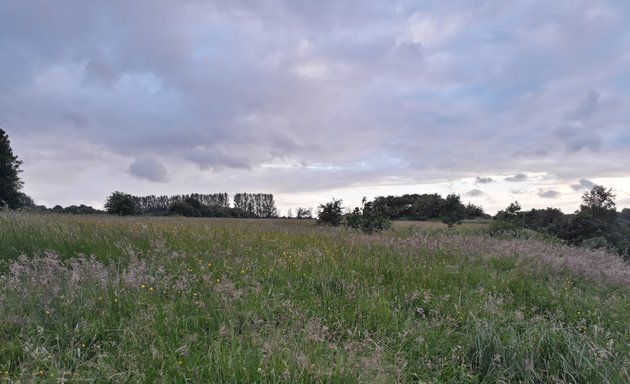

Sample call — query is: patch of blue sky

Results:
[605,132,630,149]
[354,153,406,169]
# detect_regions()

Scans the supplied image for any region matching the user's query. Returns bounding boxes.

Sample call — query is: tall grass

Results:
[0,213,628,382]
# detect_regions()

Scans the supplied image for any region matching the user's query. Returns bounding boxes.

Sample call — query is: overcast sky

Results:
[2,0,630,214]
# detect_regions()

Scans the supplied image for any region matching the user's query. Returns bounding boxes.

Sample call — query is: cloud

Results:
[184,146,252,171]
[571,178,596,191]
[2,0,630,212]
[505,174,528,182]
[566,90,600,122]
[475,177,494,184]
[128,157,169,182]
[465,189,484,197]
[538,190,560,199]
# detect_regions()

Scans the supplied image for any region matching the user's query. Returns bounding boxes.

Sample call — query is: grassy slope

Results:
[0,213,628,383]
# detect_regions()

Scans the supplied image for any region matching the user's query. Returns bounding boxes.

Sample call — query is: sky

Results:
[2,0,630,215]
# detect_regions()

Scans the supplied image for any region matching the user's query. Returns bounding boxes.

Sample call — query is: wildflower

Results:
[149,287,155,292]
[177,360,184,366]
[207,263,212,268]
[140,284,146,289]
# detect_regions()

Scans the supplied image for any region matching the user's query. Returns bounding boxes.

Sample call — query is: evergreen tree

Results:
[0,128,24,209]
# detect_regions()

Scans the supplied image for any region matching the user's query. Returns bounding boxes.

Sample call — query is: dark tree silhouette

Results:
[104,191,137,216]
[317,198,344,226]
[0,128,24,209]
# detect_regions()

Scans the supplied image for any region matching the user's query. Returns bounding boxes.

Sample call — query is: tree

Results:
[572,185,618,243]
[464,202,486,219]
[579,185,616,224]
[347,197,391,234]
[317,198,344,226]
[104,191,137,216]
[0,128,24,209]
[441,194,466,228]
[296,207,313,219]
[495,201,522,223]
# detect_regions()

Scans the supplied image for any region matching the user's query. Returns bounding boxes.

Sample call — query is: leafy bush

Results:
[580,236,610,251]
[317,199,344,226]
[168,201,200,217]
[347,198,391,234]
[487,220,527,239]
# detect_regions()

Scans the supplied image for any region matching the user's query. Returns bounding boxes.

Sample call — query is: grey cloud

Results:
[465,189,484,197]
[475,177,494,184]
[128,157,170,182]
[505,174,528,182]
[513,148,548,158]
[566,90,599,122]
[84,59,119,87]
[184,146,252,170]
[3,0,630,208]
[538,190,560,199]
[571,178,596,191]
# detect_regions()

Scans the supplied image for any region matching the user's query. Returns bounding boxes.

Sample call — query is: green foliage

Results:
[168,198,256,218]
[440,194,466,228]
[169,201,201,217]
[495,201,522,223]
[0,129,24,209]
[487,220,526,238]
[347,198,391,234]
[296,207,313,219]
[548,185,624,249]
[104,191,137,216]
[233,193,278,218]
[317,198,344,226]
[580,236,610,250]
[464,202,486,219]
[132,193,230,215]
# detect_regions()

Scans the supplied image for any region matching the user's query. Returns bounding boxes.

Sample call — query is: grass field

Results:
[0,213,628,383]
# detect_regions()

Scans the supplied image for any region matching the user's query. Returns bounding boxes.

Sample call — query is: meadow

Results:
[0,213,628,383]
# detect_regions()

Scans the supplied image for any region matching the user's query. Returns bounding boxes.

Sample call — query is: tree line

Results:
[105,191,278,218]
[491,186,630,257]
[316,193,485,231]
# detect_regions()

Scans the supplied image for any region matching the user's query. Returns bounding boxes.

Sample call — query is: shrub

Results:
[347,198,391,234]
[487,220,526,239]
[317,199,344,226]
